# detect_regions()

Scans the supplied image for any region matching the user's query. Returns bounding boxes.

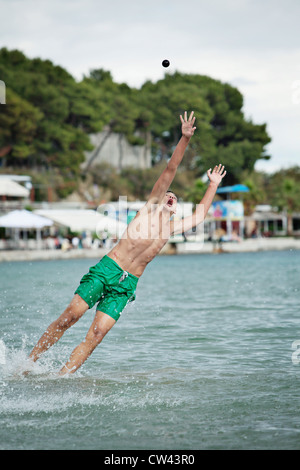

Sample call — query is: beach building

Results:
[202,184,250,241]
[292,213,300,235]
[244,205,287,238]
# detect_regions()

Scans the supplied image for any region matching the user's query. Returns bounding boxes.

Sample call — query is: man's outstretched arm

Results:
[148,111,196,205]
[172,164,227,235]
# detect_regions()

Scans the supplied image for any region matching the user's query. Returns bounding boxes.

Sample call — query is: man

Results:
[28,111,226,375]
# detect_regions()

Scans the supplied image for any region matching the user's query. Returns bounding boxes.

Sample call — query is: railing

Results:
[0,201,28,213]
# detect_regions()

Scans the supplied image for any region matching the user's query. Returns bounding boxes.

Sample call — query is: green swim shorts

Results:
[74,255,138,322]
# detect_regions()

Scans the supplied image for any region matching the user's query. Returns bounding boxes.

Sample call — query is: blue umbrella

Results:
[217,184,249,194]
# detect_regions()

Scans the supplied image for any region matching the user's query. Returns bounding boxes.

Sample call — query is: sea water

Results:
[0,250,299,450]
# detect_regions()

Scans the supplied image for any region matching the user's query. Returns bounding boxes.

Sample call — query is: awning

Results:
[246,212,285,221]
[35,209,127,235]
[0,209,53,229]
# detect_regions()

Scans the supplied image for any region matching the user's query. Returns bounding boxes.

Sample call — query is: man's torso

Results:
[107,204,173,277]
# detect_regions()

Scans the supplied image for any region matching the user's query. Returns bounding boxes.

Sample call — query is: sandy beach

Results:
[0,237,299,262]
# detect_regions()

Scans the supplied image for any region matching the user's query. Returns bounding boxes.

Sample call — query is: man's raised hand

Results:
[180,111,196,138]
[207,164,227,186]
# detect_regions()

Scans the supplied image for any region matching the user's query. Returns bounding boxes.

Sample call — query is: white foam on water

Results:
[0,341,58,381]
[0,342,187,419]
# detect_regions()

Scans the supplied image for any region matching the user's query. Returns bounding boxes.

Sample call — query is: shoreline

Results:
[174,237,300,255]
[0,237,300,262]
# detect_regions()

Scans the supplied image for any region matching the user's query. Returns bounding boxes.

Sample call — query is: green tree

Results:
[241,170,268,215]
[267,167,300,234]
[0,48,272,200]
[140,72,271,183]
[0,88,43,164]
[183,177,207,206]
[0,48,96,176]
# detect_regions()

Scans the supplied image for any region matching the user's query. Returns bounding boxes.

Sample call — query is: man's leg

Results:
[59,310,116,375]
[29,294,89,363]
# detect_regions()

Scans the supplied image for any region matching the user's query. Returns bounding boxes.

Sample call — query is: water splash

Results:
[0,339,61,381]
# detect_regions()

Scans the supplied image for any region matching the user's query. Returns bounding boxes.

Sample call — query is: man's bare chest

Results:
[127,210,172,241]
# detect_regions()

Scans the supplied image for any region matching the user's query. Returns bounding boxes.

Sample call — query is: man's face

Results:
[164,192,177,214]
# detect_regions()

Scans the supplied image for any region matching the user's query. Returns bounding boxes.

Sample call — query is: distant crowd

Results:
[0,231,118,251]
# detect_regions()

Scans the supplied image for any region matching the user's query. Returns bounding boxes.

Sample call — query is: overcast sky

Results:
[1,0,299,172]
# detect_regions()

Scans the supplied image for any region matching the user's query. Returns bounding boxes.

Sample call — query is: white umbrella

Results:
[0,180,30,198]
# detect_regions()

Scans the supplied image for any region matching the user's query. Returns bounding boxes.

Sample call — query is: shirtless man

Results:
[28,111,226,375]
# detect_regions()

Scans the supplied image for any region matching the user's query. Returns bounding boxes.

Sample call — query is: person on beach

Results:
[28,111,226,375]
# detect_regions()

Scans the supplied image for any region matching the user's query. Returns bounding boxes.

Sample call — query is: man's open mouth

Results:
[167,198,173,207]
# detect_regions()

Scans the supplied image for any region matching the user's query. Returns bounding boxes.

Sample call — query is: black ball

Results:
[162,59,170,68]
